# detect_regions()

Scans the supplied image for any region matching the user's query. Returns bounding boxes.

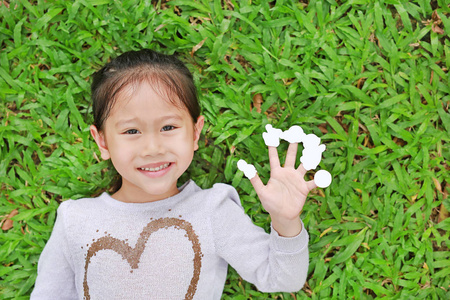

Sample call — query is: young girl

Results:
[31,49,318,299]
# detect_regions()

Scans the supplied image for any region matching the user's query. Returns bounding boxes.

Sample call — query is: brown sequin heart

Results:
[83,218,202,299]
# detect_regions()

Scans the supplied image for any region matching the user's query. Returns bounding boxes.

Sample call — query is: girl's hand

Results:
[249,143,316,237]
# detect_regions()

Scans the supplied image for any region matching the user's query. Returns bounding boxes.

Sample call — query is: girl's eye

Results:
[161,125,175,132]
[125,129,140,134]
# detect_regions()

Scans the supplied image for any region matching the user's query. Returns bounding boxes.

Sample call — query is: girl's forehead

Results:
[113,81,183,111]
[109,82,189,120]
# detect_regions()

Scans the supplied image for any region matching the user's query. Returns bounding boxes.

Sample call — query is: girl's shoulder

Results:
[191,181,242,209]
[193,180,236,194]
[55,193,109,219]
[202,182,237,194]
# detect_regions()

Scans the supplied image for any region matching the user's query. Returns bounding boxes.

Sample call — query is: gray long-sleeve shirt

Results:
[31,180,309,299]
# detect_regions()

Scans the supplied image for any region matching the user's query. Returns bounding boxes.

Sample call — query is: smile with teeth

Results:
[139,163,171,172]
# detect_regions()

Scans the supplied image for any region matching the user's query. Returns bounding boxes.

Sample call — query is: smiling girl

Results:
[31,49,317,299]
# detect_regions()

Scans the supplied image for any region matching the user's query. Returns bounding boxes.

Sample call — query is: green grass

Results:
[1,0,449,298]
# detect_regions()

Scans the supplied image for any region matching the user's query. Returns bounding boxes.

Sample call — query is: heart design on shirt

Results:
[83,217,202,300]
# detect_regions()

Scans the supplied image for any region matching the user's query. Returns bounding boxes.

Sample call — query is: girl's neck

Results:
[111,184,180,203]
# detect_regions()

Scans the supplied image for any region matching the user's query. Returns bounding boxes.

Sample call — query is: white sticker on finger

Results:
[280,125,305,143]
[314,170,332,188]
[262,124,283,147]
[299,134,326,170]
[242,124,332,188]
[237,159,257,179]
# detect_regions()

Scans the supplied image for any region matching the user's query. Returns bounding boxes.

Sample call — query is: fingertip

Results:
[268,146,281,169]
[287,142,299,152]
[249,172,260,183]
[306,180,317,191]
[250,173,265,191]
[284,143,299,168]
[298,163,307,176]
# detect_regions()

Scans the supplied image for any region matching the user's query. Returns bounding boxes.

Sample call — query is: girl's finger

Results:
[297,163,307,177]
[305,179,317,191]
[268,146,280,170]
[250,173,265,195]
[284,143,298,168]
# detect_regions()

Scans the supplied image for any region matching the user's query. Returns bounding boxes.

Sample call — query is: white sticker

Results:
[240,125,332,188]
[314,170,332,188]
[237,159,257,179]
[300,134,326,171]
[262,124,283,147]
[280,125,305,143]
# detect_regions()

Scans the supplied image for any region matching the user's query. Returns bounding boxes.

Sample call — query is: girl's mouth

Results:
[139,163,171,172]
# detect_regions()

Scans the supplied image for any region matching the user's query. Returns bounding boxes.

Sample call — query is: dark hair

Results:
[91,49,201,193]
[91,49,200,131]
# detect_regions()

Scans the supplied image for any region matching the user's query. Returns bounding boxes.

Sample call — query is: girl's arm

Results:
[211,182,309,293]
[216,128,327,292]
[249,143,316,237]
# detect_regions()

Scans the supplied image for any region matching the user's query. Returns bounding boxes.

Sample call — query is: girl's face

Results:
[90,81,204,203]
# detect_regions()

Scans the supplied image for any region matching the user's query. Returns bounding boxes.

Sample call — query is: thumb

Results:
[305,179,317,192]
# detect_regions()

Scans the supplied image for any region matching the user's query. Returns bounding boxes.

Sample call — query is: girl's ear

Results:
[193,116,205,151]
[90,125,111,160]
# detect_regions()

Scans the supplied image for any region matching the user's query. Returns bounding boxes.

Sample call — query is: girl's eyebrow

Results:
[115,118,139,128]
[161,114,183,122]
[115,115,183,128]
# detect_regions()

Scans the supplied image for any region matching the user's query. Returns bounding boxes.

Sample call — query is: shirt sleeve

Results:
[31,201,77,300]
[210,184,309,293]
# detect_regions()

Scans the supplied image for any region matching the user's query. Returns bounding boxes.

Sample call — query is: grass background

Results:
[1,0,449,298]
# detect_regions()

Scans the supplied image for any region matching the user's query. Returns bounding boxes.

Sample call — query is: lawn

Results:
[1,0,449,299]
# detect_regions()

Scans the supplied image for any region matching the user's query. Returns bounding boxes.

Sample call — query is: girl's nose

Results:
[141,133,165,157]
